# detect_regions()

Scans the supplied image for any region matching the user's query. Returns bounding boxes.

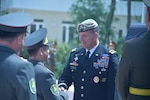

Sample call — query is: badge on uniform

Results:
[50,84,59,96]
[93,76,100,83]
[29,78,36,94]
[101,78,107,82]
[69,55,79,67]
[70,61,79,66]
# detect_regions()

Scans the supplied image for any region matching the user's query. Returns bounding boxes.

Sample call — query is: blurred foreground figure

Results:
[116,0,150,100]
[0,12,37,100]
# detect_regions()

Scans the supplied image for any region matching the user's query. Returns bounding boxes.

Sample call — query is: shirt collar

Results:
[86,42,99,58]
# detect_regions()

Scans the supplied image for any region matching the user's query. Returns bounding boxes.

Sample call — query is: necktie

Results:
[86,51,90,58]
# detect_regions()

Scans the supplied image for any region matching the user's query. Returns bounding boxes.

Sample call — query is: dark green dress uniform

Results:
[59,44,119,100]
[24,28,68,100]
[0,12,37,100]
[116,30,150,100]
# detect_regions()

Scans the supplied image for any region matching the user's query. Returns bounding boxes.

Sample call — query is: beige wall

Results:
[9,9,72,43]
[9,8,140,44]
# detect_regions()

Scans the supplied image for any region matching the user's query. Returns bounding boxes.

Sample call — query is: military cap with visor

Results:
[77,19,98,33]
[143,0,150,11]
[24,28,50,50]
[0,12,33,33]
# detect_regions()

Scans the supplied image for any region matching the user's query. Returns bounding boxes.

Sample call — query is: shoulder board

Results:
[71,48,77,52]
[109,49,116,54]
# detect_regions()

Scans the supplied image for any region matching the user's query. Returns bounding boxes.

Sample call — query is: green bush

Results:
[54,43,71,79]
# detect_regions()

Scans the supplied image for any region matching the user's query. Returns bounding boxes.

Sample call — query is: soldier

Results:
[115,0,150,100]
[58,19,119,100]
[24,28,68,100]
[0,12,37,100]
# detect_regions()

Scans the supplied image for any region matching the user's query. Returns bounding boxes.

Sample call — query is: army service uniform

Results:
[59,44,119,100]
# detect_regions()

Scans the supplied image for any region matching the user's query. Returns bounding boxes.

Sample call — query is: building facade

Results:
[0,0,144,43]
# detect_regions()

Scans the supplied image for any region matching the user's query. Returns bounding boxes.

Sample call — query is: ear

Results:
[39,47,43,56]
[16,34,23,45]
[94,32,98,39]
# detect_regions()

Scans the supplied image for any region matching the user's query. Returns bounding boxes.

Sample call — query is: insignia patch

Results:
[29,78,36,94]
[50,84,59,96]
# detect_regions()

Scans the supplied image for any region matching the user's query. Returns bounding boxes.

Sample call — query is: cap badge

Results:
[44,37,48,45]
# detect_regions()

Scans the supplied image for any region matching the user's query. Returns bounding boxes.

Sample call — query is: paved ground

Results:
[67,85,74,100]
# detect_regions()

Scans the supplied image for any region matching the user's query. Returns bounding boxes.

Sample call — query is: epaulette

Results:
[109,49,116,54]
[71,48,77,53]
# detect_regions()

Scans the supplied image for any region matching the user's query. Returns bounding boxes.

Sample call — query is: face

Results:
[109,44,115,50]
[78,30,98,50]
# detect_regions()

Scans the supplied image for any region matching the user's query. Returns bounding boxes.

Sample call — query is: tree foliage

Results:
[54,43,71,78]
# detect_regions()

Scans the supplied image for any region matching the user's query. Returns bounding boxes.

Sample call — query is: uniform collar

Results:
[0,44,15,54]
[29,59,44,66]
[86,42,99,58]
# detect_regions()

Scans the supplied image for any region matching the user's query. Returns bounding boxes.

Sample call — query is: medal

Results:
[93,76,99,83]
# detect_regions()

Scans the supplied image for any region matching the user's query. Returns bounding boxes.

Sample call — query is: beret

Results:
[77,19,98,32]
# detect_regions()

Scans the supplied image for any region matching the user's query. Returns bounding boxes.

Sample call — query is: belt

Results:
[129,87,150,96]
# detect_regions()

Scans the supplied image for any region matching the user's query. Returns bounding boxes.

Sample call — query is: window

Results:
[62,21,74,43]
[28,19,44,33]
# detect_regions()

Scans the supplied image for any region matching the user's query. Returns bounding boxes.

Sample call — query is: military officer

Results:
[115,0,150,100]
[58,19,119,100]
[24,28,68,100]
[0,12,37,100]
